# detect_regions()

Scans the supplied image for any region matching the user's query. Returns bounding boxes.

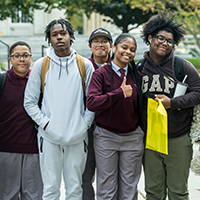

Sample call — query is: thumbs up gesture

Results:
[120,77,132,97]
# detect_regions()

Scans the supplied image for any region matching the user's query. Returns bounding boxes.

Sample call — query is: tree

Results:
[128,0,200,52]
[0,0,47,22]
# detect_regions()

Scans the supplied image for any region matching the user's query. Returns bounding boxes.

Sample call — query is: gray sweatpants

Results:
[38,137,87,200]
[0,152,43,200]
[94,126,144,200]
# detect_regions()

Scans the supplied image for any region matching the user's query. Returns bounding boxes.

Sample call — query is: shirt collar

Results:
[111,61,128,76]
[11,67,30,80]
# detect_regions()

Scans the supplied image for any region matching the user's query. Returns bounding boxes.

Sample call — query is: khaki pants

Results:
[143,133,193,200]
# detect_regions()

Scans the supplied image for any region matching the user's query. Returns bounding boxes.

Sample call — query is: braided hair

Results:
[44,19,75,46]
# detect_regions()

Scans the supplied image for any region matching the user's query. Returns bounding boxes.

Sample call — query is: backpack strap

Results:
[41,56,50,93]
[0,72,7,98]
[174,56,184,82]
[137,58,146,72]
[75,53,86,91]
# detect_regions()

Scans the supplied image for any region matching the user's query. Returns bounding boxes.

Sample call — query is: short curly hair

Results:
[44,19,75,46]
[141,12,186,45]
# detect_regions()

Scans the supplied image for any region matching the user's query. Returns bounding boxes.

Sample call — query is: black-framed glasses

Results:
[10,54,32,61]
[91,40,109,46]
[153,35,175,46]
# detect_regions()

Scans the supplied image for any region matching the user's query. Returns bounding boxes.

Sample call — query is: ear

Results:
[88,43,92,50]
[112,46,116,53]
[148,35,152,44]
[8,57,12,65]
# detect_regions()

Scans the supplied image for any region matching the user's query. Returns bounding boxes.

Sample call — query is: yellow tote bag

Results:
[146,98,168,155]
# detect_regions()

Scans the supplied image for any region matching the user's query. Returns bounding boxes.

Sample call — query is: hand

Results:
[100,63,107,67]
[155,94,171,109]
[120,77,132,97]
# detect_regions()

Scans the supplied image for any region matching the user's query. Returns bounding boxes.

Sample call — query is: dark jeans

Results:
[82,123,96,200]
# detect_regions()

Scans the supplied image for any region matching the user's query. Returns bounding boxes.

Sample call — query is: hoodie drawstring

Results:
[58,58,68,79]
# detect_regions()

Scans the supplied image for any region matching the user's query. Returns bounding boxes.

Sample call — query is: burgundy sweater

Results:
[0,68,38,153]
[88,54,111,70]
[86,63,140,133]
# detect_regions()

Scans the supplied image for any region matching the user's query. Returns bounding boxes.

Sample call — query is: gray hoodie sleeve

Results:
[171,59,200,110]
[24,57,50,129]
[82,58,95,128]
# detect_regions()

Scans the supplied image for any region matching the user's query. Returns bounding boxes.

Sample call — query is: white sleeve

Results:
[24,58,50,129]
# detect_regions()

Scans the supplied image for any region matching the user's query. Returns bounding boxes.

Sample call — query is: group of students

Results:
[0,11,200,200]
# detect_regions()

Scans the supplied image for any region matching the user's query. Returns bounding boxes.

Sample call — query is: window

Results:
[11,7,31,23]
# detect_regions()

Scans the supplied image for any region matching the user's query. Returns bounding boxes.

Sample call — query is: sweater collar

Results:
[11,67,30,80]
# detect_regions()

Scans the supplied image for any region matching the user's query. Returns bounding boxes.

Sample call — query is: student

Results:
[0,41,43,200]
[139,12,200,200]
[82,28,113,200]
[24,19,95,200]
[86,33,144,200]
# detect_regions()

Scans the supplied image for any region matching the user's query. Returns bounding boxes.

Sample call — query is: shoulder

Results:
[183,59,199,73]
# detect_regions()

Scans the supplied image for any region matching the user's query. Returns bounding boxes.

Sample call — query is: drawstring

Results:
[58,58,68,79]
[59,59,62,79]
[66,59,68,74]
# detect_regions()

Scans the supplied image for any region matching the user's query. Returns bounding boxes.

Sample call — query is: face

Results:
[9,45,32,77]
[89,36,112,60]
[113,38,136,68]
[148,30,174,61]
[50,23,72,57]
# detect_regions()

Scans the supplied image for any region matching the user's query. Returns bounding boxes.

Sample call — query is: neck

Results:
[149,51,166,64]
[93,54,109,64]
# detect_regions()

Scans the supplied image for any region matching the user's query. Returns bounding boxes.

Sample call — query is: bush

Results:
[185,58,200,70]
[135,58,200,71]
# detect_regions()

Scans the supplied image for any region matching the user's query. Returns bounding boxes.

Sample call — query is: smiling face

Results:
[89,36,112,63]
[49,23,72,57]
[9,45,32,77]
[148,30,174,63]
[113,37,136,68]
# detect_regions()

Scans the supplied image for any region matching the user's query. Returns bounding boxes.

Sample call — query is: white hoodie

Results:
[24,47,95,145]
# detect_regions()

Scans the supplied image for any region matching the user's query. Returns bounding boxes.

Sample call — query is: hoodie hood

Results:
[45,46,77,79]
[143,48,175,67]
[46,46,77,65]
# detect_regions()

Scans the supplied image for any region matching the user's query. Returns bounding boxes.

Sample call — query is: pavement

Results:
[60,143,200,200]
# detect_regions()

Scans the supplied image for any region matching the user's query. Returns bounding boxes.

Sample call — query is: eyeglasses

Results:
[91,40,109,46]
[153,35,175,46]
[10,54,32,61]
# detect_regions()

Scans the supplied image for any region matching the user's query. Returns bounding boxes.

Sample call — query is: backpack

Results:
[137,56,184,82]
[0,72,7,98]
[41,53,86,93]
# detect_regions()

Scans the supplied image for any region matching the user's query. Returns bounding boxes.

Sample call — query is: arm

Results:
[170,60,200,110]
[86,69,124,112]
[82,59,95,127]
[156,60,200,110]
[24,58,50,129]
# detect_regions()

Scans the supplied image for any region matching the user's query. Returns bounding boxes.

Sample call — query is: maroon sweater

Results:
[88,54,111,70]
[86,63,140,133]
[0,68,38,153]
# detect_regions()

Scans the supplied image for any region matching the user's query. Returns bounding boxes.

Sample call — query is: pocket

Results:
[83,140,88,153]
[40,137,43,153]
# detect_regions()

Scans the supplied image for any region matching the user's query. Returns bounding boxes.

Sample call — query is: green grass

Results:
[185,58,200,70]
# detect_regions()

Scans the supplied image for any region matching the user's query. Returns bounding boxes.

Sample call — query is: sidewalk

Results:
[60,144,200,200]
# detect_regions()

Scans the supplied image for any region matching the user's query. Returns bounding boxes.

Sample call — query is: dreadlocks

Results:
[44,19,75,46]
[141,12,186,45]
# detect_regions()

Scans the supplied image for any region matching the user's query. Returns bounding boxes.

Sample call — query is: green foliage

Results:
[186,58,200,70]
[83,0,156,33]
[0,0,48,22]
